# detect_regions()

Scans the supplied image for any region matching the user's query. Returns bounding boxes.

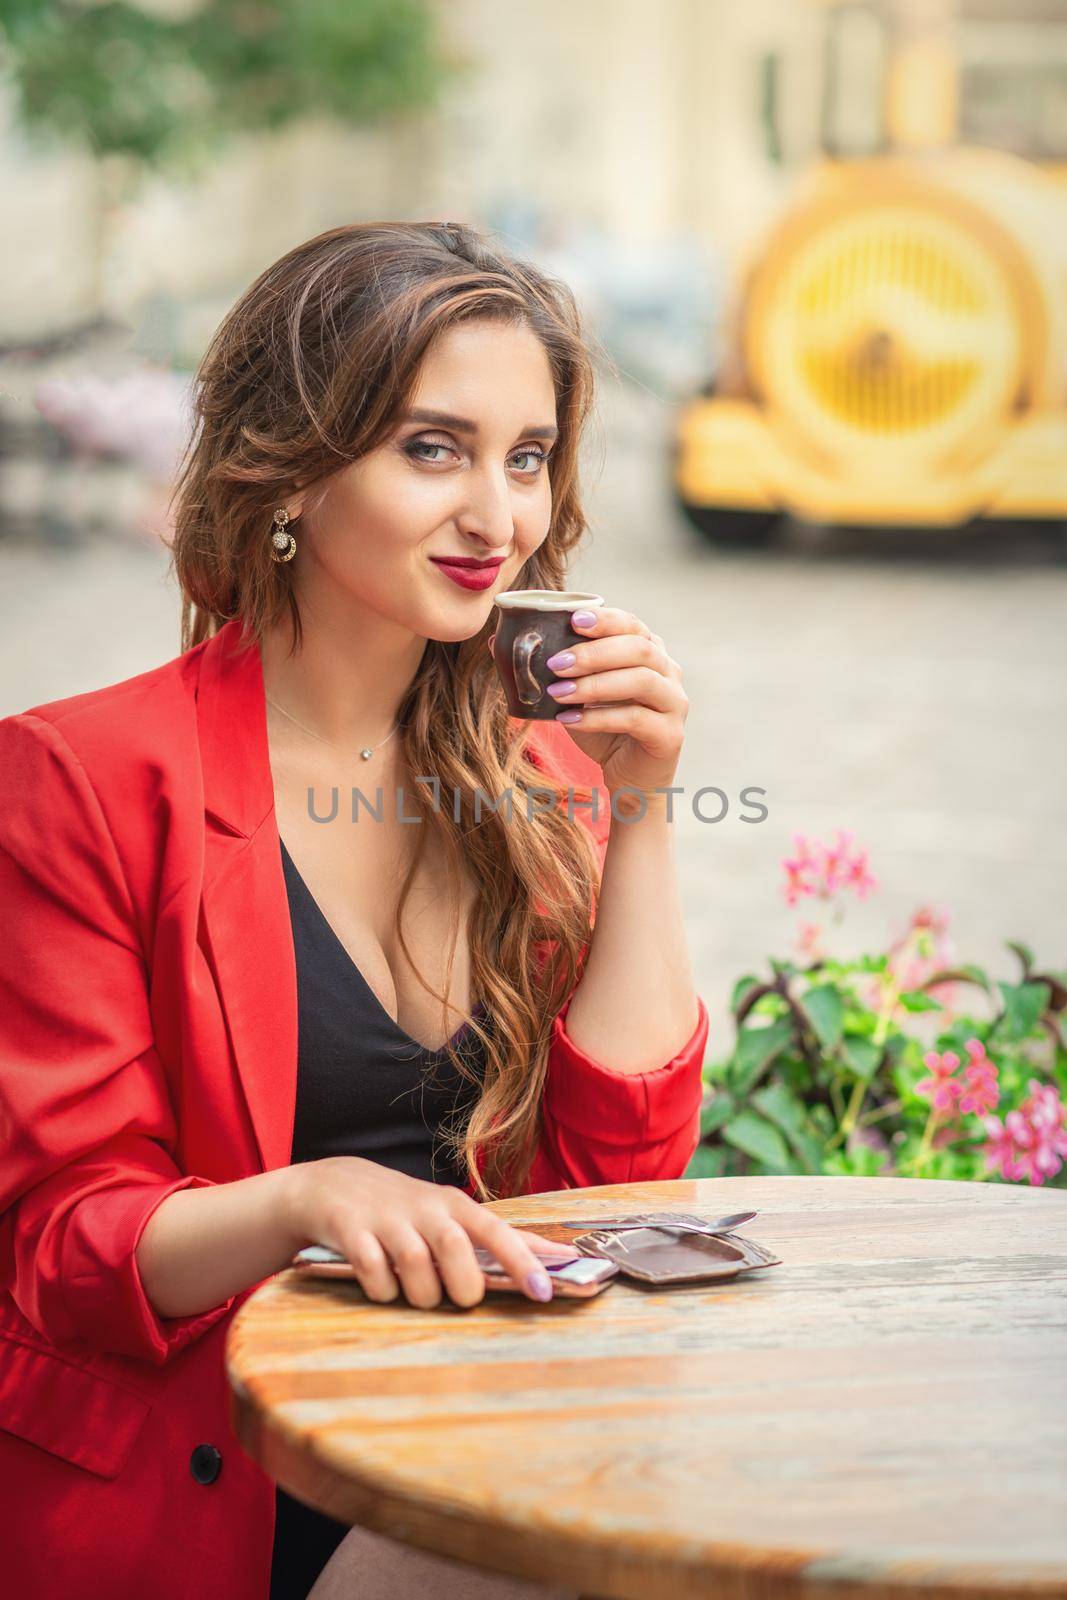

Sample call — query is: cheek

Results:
[320,468,434,570]
[515,481,553,549]
[375,468,451,532]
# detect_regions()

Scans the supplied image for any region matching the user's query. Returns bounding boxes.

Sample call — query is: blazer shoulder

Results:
[8,633,206,739]
[3,635,209,776]
[17,633,207,728]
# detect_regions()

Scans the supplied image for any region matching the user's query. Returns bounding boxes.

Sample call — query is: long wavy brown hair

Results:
[165,220,604,1200]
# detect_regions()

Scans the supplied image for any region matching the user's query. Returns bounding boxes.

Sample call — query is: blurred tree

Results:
[0,0,461,175]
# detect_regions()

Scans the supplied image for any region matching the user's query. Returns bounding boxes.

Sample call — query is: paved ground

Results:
[2,376,1065,1059]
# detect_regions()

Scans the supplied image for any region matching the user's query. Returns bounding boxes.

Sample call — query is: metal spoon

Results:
[559,1209,758,1236]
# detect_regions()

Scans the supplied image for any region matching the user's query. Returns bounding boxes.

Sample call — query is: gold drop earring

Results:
[270,508,297,563]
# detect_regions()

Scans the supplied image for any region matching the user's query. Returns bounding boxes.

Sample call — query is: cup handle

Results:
[513,629,545,707]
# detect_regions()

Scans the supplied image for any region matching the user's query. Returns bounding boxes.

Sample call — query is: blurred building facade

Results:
[4,1,1065,356]
[2,0,838,358]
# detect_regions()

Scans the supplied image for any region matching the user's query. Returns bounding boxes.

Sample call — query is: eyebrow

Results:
[402,407,559,442]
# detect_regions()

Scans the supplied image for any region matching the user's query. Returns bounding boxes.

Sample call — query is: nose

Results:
[458,465,517,554]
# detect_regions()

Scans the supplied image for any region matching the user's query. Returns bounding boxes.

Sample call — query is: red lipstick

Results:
[429,557,504,592]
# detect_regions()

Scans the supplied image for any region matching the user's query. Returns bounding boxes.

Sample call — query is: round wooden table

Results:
[226,1176,1067,1600]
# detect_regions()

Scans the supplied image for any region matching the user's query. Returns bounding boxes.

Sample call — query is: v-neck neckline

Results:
[278,836,485,1057]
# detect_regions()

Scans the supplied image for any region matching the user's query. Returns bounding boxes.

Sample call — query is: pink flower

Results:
[844,848,877,899]
[917,1038,999,1120]
[781,835,818,906]
[982,1120,1019,1181]
[820,829,855,893]
[957,1039,999,1117]
[795,921,826,961]
[781,830,878,908]
[982,1079,1067,1186]
[915,1048,964,1114]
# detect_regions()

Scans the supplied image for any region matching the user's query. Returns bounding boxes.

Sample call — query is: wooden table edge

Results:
[226,1178,1067,1600]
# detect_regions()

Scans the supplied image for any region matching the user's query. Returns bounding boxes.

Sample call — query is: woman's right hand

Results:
[282,1157,557,1308]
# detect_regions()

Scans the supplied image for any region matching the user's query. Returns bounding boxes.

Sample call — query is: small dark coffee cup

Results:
[491,590,605,721]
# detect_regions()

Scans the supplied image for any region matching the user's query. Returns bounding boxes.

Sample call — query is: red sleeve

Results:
[0,714,234,1363]
[525,991,709,1193]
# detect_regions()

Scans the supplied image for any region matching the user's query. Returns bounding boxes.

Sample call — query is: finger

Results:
[377,1222,444,1309]
[645,633,684,679]
[547,666,681,713]
[457,1203,555,1301]
[556,632,670,678]
[569,605,655,642]
[520,1231,583,1263]
[450,1206,575,1262]
[554,702,677,748]
[340,1227,401,1303]
[419,1213,486,1308]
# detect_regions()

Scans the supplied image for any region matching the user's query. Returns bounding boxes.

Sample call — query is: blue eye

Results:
[509,447,550,474]
[406,440,453,463]
[404,437,551,474]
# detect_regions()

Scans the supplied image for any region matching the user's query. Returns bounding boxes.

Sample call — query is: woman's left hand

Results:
[493,605,689,798]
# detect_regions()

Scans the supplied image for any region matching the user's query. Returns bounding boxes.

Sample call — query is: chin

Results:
[415,606,485,643]
[425,592,497,634]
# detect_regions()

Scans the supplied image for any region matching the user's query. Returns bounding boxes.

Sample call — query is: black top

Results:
[280,836,489,1180]
[269,836,490,1599]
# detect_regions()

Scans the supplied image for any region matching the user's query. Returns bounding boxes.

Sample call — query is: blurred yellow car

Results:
[675,145,1067,546]
[676,0,1067,550]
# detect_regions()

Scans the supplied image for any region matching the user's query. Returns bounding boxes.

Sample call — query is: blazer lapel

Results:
[196,619,297,1175]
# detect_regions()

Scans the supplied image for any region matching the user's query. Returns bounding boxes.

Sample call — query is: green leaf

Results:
[922,963,993,997]
[897,990,943,1014]
[721,1110,795,1171]
[700,1094,735,1137]
[853,953,889,975]
[1006,940,1034,977]
[0,0,454,175]
[750,1082,824,1172]
[685,1144,729,1179]
[840,1034,882,1079]
[883,1033,908,1063]
[730,975,763,1012]
[799,984,844,1052]
[809,1103,836,1136]
[1033,968,1067,1013]
[995,980,1051,1043]
[729,1017,794,1097]
[824,1143,890,1177]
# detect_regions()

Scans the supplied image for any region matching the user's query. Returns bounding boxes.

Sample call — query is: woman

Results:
[0,221,708,1600]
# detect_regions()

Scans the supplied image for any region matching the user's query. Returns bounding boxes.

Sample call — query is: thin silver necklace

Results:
[265,693,401,761]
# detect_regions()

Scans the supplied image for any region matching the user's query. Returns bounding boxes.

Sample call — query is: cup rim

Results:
[493,590,604,611]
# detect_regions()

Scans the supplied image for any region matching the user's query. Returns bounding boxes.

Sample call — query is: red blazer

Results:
[0,617,708,1600]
